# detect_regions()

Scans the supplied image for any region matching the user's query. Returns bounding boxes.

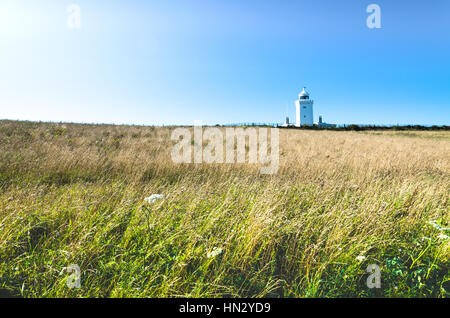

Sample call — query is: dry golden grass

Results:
[0,120,449,297]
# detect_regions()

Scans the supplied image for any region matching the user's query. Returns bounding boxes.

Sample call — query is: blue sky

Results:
[0,0,449,125]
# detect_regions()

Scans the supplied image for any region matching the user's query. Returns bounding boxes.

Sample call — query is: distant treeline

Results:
[1,120,448,131]
[282,124,450,131]
[222,123,450,131]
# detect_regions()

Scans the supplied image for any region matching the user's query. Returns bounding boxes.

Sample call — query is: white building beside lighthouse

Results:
[295,87,314,126]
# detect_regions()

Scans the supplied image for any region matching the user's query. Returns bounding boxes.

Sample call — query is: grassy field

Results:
[0,120,449,298]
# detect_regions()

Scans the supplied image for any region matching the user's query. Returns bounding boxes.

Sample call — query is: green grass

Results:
[0,120,449,297]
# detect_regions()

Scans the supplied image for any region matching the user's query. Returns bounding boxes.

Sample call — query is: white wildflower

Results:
[427,221,442,230]
[144,194,163,204]
[356,255,366,262]
[437,234,450,240]
[206,247,223,259]
[427,221,450,232]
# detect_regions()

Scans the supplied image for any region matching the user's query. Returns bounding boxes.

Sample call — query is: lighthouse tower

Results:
[295,87,314,126]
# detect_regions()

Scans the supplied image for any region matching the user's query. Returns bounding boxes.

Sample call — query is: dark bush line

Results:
[1,119,448,131]
[280,124,450,131]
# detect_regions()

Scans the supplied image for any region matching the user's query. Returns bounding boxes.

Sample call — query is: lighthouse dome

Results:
[299,87,310,100]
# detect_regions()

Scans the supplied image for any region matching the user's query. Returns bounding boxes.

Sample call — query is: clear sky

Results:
[1,0,449,126]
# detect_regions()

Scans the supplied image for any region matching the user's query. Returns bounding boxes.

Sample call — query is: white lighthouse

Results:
[295,87,314,126]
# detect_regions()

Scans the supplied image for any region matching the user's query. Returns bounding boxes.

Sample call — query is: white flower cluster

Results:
[144,194,164,204]
[437,234,450,240]
[427,221,449,231]
[206,247,223,259]
[427,220,450,240]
